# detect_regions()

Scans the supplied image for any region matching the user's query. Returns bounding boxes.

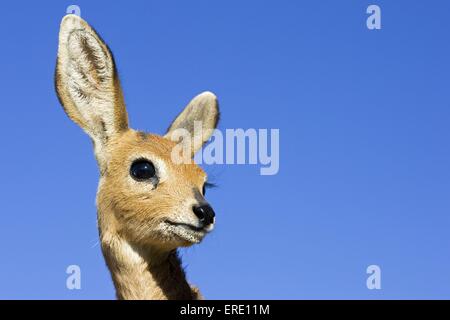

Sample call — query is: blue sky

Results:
[0,0,449,299]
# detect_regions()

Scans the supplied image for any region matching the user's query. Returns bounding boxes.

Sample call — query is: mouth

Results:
[164,220,208,232]
[163,220,212,244]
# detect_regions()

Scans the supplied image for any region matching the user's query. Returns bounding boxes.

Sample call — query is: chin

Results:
[169,224,208,246]
[136,222,208,250]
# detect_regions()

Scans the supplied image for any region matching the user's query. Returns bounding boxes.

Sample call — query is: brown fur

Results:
[55,15,219,299]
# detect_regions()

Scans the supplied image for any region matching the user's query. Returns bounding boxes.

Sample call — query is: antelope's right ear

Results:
[55,15,128,157]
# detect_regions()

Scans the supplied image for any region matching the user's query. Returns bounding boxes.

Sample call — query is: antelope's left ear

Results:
[165,91,220,156]
[55,14,128,169]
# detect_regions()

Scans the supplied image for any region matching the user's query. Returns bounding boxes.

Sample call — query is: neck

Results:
[99,231,199,300]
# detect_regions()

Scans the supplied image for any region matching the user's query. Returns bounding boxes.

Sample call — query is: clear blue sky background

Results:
[0,0,449,299]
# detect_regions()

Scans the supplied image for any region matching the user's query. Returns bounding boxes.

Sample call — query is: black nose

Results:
[192,204,215,226]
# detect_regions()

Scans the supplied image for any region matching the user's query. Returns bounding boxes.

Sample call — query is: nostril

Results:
[192,204,215,226]
[192,205,205,222]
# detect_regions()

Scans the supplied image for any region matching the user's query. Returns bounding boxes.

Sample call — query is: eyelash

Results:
[204,182,217,189]
[203,182,217,195]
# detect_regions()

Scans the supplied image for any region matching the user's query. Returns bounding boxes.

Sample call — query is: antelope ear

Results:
[55,14,128,167]
[165,91,220,157]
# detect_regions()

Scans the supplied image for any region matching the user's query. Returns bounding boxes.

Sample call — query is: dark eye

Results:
[130,160,156,181]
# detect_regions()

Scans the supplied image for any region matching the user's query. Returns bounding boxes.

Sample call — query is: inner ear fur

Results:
[165,91,220,156]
